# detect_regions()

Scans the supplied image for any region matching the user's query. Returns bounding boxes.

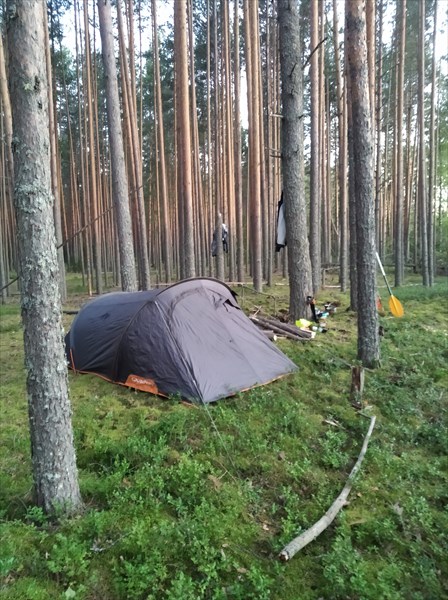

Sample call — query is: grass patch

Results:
[0,275,447,599]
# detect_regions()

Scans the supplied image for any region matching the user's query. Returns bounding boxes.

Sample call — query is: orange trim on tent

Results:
[67,366,168,398]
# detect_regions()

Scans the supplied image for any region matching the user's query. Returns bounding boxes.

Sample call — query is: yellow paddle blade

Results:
[389,295,404,318]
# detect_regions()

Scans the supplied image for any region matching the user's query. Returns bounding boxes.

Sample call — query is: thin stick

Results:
[279,415,376,561]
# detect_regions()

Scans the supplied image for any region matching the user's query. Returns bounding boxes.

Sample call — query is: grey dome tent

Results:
[65,278,297,404]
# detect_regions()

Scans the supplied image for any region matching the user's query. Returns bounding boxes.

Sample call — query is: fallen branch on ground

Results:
[250,314,313,340]
[279,415,376,561]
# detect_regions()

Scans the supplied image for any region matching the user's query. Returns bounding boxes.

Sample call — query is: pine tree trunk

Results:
[0,33,13,301]
[333,0,348,291]
[278,0,313,320]
[117,0,150,290]
[152,0,172,284]
[394,0,406,286]
[345,0,380,368]
[7,0,82,514]
[309,0,321,294]
[233,0,244,283]
[418,0,430,285]
[427,3,438,286]
[97,0,137,292]
[83,0,102,295]
[375,0,383,252]
[245,0,263,292]
[174,0,195,279]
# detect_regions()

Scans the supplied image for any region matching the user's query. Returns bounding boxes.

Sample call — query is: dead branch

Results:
[250,315,312,341]
[255,315,312,338]
[279,415,376,561]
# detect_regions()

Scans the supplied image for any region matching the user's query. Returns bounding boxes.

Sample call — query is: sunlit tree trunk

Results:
[206,0,214,278]
[233,0,244,283]
[152,0,172,284]
[83,0,102,295]
[188,0,207,277]
[333,0,348,291]
[174,0,195,279]
[0,33,13,301]
[244,0,263,292]
[212,0,224,280]
[222,0,236,282]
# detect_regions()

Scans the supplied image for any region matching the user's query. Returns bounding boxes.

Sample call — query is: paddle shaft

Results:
[375,252,394,297]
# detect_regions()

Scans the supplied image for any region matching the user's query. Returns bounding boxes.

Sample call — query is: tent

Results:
[65,278,297,404]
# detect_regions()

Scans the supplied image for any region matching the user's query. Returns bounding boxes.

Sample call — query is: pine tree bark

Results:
[151,0,172,284]
[278,0,313,320]
[427,3,438,286]
[97,0,137,292]
[83,0,102,295]
[244,0,263,292]
[375,0,383,252]
[117,0,150,290]
[233,0,244,283]
[7,0,82,514]
[333,0,348,291]
[345,0,380,368]
[43,7,66,303]
[0,33,14,301]
[394,0,406,286]
[309,0,321,294]
[174,0,195,279]
[418,0,430,285]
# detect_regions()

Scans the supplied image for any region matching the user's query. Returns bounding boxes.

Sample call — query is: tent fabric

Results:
[65,277,297,404]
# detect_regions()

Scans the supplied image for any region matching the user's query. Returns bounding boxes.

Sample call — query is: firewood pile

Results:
[249,313,315,341]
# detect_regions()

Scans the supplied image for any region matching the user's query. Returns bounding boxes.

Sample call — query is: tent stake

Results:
[278,415,376,561]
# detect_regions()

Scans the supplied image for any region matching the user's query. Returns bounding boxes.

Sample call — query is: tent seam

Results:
[154,301,203,402]
[110,292,161,381]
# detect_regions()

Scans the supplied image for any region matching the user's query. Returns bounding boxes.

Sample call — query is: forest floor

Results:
[0,272,447,600]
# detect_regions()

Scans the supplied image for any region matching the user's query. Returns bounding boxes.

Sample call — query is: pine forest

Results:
[0,1,447,599]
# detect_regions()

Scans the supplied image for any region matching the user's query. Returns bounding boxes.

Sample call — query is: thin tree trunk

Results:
[151,0,172,284]
[418,0,429,285]
[43,7,67,303]
[333,0,348,291]
[345,0,380,368]
[394,0,406,286]
[233,0,244,283]
[117,0,150,290]
[83,0,102,295]
[309,0,321,294]
[174,0,195,279]
[427,2,438,285]
[97,0,137,292]
[0,33,13,301]
[244,0,263,292]
[375,0,383,252]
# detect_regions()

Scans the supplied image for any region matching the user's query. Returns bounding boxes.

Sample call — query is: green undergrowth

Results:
[0,276,447,599]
